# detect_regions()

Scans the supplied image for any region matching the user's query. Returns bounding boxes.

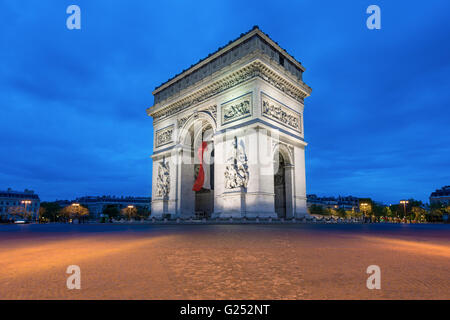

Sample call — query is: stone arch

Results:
[272,142,295,219]
[272,142,294,166]
[176,110,216,218]
[177,111,217,146]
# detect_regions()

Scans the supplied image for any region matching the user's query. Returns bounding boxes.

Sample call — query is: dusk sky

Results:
[1,1,449,203]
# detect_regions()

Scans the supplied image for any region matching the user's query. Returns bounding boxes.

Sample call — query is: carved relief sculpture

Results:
[150,61,309,124]
[155,125,174,147]
[177,116,189,129]
[261,94,301,132]
[156,159,170,197]
[206,105,217,120]
[221,93,252,125]
[224,136,249,189]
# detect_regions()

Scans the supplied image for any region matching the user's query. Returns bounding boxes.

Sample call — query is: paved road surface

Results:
[0,223,449,299]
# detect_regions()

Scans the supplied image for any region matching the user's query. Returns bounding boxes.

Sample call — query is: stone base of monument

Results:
[151,198,174,218]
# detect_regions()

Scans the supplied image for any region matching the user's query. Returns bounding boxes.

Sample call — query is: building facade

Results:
[307,194,360,212]
[0,188,40,221]
[75,196,151,218]
[148,27,312,219]
[430,186,450,205]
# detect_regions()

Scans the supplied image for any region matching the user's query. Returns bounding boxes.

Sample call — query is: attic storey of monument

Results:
[147,26,311,219]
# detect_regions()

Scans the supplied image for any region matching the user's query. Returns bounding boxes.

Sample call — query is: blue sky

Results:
[0,0,449,203]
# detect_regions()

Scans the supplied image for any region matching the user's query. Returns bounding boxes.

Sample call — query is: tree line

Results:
[308,199,449,223]
[37,202,151,223]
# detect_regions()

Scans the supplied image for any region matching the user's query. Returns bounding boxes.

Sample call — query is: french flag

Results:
[192,141,211,191]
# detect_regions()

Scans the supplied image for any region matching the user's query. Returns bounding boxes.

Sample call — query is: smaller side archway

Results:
[273,143,295,219]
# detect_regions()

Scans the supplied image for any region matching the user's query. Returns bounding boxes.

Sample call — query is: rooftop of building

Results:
[75,195,151,203]
[430,186,450,197]
[0,188,39,200]
[151,26,310,106]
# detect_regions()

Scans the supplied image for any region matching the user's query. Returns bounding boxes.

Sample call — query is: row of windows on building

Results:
[0,201,39,207]
[0,206,39,213]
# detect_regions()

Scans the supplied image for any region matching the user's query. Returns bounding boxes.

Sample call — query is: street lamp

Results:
[126,205,135,221]
[70,203,81,223]
[21,200,33,222]
[400,200,409,219]
[360,203,369,222]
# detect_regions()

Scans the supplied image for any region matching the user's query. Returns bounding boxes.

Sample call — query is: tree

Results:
[411,207,427,222]
[102,205,121,220]
[121,206,138,220]
[372,203,385,218]
[60,204,89,223]
[428,203,445,222]
[308,204,325,216]
[383,206,393,217]
[389,204,402,217]
[136,206,151,220]
[359,199,373,222]
[40,202,61,222]
[359,199,373,216]
[336,208,347,218]
[408,199,423,208]
[9,206,28,220]
[327,208,337,217]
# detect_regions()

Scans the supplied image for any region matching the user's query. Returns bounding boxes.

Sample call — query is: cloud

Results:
[0,0,448,204]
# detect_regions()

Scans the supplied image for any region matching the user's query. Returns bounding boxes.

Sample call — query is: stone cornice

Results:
[148,59,312,124]
[152,27,306,96]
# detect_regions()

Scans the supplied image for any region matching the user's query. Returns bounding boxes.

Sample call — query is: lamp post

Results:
[71,203,80,223]
[21,200,32,222]
[127,205,135,220]
[400,200,409,220]
[360,203,369,223]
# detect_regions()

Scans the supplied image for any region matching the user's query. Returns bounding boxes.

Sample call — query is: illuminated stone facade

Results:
[147,26,311,219]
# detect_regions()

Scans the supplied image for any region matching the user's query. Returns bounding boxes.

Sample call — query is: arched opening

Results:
[194,124,214,219]
[178,114,216,219]
[274,153,287,218]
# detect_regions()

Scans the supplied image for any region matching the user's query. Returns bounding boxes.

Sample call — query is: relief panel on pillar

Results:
[155,125,174,148]
[221,92,253,126]
[261,92,302,133]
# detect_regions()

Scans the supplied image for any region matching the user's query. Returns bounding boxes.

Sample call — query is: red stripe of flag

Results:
[192,141,208,191]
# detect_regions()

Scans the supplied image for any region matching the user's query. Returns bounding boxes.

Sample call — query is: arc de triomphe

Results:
[147,26,312,219]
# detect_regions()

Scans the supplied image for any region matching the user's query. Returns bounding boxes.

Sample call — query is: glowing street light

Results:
[400,200,409,219]
[125,205,136,220]
[21,200,34,222]
[360,203,369,222]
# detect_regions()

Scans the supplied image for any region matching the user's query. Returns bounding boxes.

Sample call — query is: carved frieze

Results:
[156,159,170,198]
[206,105,217,120]
[224,136,249,189]
[176,105,216,129]
[150,61,309,123]
[177,116,190,129]
[155,125,174,147]
[221,93,252,125]
[261,93,302,133]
